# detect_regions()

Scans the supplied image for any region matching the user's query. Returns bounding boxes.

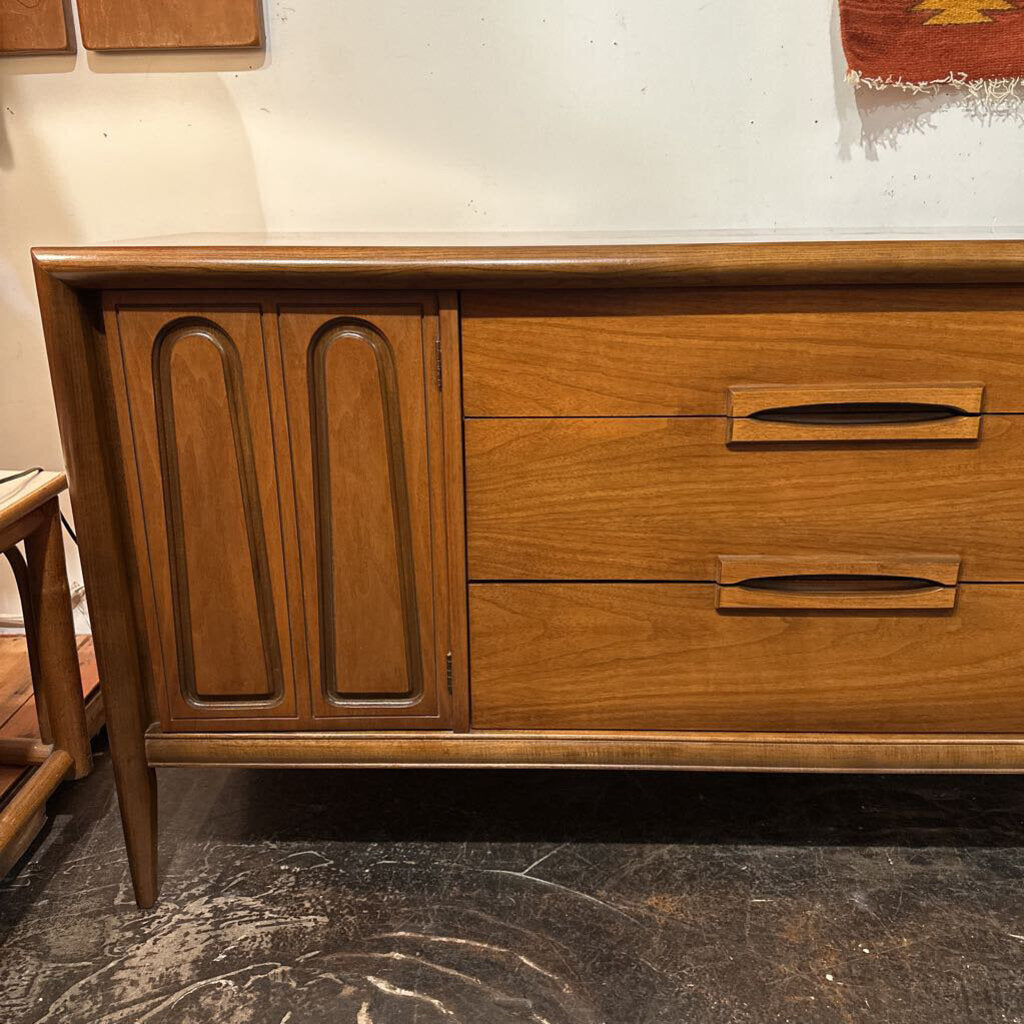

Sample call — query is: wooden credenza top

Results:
[31,239,1024,290]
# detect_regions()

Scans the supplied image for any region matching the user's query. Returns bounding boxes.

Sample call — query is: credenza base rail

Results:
[145,731,1024,773]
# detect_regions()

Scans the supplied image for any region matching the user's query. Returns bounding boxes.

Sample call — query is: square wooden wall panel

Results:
[0,0,75,55]
[77,0,263,50]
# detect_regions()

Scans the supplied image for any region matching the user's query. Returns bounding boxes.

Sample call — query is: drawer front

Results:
[465,415,1024,582]
[462,287,1024,416]
[470,583,1024,732]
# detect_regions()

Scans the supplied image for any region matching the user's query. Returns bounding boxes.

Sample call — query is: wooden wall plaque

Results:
[76,0,263,51]
[0,0,75,55]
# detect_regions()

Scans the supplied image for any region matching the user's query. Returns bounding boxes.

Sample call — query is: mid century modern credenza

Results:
[32,240,1024,906]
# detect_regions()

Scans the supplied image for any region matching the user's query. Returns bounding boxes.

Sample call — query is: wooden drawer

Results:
[470,582,1024,733]
[462,287,1024,416]
[465,415,1024,582]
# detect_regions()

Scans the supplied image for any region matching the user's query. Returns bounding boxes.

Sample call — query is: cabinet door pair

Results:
[104,294,452,731]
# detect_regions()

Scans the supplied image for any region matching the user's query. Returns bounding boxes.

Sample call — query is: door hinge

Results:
[445,650,453,695]
[435,335,443,391]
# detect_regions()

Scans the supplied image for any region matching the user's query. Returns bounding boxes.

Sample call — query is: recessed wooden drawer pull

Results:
[715,555,961,610]
[727,384,984,443]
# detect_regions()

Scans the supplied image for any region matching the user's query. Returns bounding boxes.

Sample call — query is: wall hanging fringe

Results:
[839,0,1024,105]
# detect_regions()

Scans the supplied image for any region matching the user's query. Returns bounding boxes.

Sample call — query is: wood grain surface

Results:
[0,749,72,851]
[31,241,1024,290]
[145,728,1024,773]
[0,0,74,54]
[76,0,262,50]
[31,244,1024,907]
[35,268,158,907]
[103,292,454,733]
[0,471,65,536]
[462,288,1024,416]
[275,299,449,726]
[465,415,1024,581]
[109,303,297,720]
[469,582,1024,733]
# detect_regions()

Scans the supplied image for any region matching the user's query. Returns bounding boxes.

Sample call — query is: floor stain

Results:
[2,742,1024,1023]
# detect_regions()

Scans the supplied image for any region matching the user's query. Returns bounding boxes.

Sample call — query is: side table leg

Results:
[24,498,92,779]
[3,546,51,743]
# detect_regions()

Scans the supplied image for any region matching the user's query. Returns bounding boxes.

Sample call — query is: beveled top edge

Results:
[31,240,1024,290]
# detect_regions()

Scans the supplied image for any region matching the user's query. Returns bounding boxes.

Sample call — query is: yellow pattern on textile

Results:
[912,0,1015,25]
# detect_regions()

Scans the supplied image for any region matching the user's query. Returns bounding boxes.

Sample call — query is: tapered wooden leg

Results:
[110,746,158,908]
[37,271,160,906]
[23,499,91,779]
[17,503,159,905]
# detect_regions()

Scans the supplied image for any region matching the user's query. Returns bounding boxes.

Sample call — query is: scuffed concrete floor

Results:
[3,742,1024,1023]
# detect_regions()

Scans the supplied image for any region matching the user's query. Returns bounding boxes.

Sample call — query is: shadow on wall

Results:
[86,47,268,74]
[830,0,1023,161]
[0,48,268,624]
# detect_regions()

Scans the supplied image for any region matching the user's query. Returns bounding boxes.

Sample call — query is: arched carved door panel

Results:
[108,305,298,725]
[276,300,449,727]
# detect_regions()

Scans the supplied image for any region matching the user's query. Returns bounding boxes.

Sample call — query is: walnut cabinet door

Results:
[273,299,450,727]
[107,302,300,726]
[106,295,451,731]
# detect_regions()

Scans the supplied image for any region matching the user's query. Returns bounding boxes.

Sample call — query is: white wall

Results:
[2,0,1023,626]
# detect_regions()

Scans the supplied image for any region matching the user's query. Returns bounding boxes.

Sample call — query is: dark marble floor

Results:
[3,744,1024,1024]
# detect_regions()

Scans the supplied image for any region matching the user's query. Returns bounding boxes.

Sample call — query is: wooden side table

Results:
[0,470,92,874]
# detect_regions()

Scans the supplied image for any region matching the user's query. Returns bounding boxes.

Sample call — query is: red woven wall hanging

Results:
[839,0,1024,92]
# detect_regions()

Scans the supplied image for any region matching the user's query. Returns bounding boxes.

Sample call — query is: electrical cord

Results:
[60,513,78,545]
[1,466,79,546]
[0,467,44,486]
